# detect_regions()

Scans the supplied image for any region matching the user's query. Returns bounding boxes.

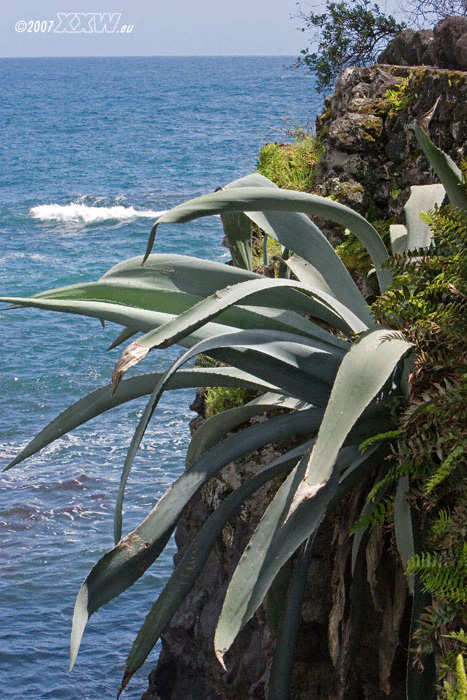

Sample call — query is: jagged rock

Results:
[328,113,383,152]
[456,30,467,68]
[313,64,467,235]
[433,15,467,69]
[378,29,435,66]
[379,16,467,70]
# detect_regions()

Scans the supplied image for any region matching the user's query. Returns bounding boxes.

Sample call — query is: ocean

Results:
[0,56,322,699]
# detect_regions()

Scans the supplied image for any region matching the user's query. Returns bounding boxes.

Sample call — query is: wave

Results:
[30,203,167,224]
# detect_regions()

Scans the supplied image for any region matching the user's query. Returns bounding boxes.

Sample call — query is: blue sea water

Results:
[0,56,322,699]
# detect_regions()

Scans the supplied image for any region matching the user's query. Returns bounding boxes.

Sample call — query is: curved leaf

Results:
[70,407,322,670]
[214,444,376,665]
[413,124,467,212]
[267,536,315,700]
[214,324,413,663]
[145,184,392,292]
[403,184,445,251]
[223,173,372,324]
[187,394,314,468]
[113,275,362,383]
[7,253,348,350]
[302,329,413,488]
[5,367,276,471]
[118,440,313,694]
[394,475,415,595]
[0,296,235,345]
[220,210,252,270]
[111,328,342,542]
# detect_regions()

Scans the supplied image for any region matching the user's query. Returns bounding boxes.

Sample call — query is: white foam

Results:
[30,203,167,224]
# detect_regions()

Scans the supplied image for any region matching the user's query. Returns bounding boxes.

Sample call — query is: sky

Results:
[3,0,306,57]
[1,0,403,58]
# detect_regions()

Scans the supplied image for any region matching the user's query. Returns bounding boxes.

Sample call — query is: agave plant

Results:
[2,122,465,699]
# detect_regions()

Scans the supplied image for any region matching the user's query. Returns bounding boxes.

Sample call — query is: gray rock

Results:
[379,16,467,69]
[328,113,383,152]
[378,29,435,66]
[455,31,467,70]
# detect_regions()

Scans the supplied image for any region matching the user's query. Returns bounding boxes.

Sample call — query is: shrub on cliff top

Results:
[296,0,406,91]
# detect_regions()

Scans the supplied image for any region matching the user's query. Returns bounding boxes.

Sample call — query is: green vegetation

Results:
[2,125,466,699]
[384,75,413,115]
[296,0,467,92]
[257,130,323,191]
[335,229,372,273]
[372,199,467,691]
[296,0,405,92]
[204,386,254,417]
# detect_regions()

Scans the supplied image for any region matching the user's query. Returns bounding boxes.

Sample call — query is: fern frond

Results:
[425,444,467,494]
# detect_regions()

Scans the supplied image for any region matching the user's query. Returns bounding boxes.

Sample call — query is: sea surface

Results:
[0,56,322,699]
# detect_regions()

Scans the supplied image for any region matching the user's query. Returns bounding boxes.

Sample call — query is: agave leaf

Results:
[220,211,253,270]
[403,184,445,251]
[394,475,415,595]
[114,328,343,406]
[413,124,467,212]
[214,451,314,669]
[101,253,333,339]
[130,275,367,351]
[389,224,408,255]
[32,267,329,345]
[267,536,315,700]
[118,440,313,695]
[20,253,348,350]
[187,394,314,468]
[303,329,413,488]
[0,296,235,345]
[107,326,138,351]
[5,368,275,471]
[112,276,364,383]
[214,443,377,665]
[223,173,373,324]
[266,558,295,638]
[70,408,322,670]
[42,253,259,300]
[214,324,412,663]
[111,328,343,542]
[145,184,392,292]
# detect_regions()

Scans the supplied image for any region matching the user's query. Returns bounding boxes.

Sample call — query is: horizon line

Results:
[0,54,298,60]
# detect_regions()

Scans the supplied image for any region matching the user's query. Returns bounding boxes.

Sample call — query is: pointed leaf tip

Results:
[117,671,131,697]
[112,342,149,394]
[214,647,228,672]
[416,97,440,132]
[70,584,89,672]
[142,223,158,264]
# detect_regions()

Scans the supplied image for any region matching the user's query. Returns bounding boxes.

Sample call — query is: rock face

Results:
[313,64,467,241]
[378,16,467,70]
[142,64,467,700]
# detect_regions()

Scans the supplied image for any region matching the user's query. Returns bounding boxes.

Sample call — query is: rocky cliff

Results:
[142,63,467,700]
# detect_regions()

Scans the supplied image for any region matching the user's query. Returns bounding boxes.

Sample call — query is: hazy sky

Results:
[2,1,402,58]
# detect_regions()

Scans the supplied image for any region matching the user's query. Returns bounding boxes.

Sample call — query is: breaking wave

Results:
[30,203,167,224]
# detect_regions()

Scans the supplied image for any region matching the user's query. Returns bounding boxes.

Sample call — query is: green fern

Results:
[444,630,467,646]
[358,429,404,454]
[351,497,394,533]
[407,544,467,603]
[425,444,467,494]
